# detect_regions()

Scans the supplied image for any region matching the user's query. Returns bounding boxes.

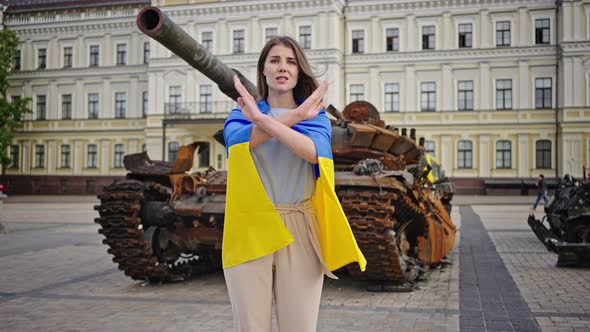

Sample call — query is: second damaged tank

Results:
[528,172,590,267]
[94,6,456,289]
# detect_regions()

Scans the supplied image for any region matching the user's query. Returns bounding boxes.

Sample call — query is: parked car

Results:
[0,184,8,194]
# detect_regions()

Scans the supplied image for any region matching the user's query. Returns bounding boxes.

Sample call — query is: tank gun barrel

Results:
[137,6,258,101]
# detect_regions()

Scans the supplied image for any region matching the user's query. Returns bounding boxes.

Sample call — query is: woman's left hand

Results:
[233,75,265,123]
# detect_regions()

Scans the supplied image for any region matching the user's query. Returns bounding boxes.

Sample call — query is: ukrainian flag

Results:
[222,99,367,272]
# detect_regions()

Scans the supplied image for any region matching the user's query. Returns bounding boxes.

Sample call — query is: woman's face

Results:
[263,44,299,96]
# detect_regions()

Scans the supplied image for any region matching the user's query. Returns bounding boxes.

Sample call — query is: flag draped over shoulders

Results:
[222,99,366,272]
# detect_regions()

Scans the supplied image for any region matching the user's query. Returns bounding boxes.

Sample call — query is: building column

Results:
[518,134,529,177]
[49,80,58,119]
[103,33,112,66]
[130,32,138,65]
[75,79,84,119]
[249,16,259,53]
[562,1,573,42]
[318,12,328,49]
[561,133,582,177]
[572,57,584,106]
[283,14,293,38]
[22,140,30,173]
[102,78,112,118]
[441,135,453,176]
[369,66,378,104]
[479,62,491,110]
[371,16,379,53]
[406,15,415,51]
[518,7,528,47]
[47,140,56,174]
[216,19,227,54]
[479,10,489,48]
[441,64,452,111]
[563,57,574,107]
[573,2,584,40]
[518,60,530,109]
[129,76,138,118]
[100,140,110,175]
[479,134,490,177]
[405,65,416,111]
[442,13,451,50]
[74,140,83,174]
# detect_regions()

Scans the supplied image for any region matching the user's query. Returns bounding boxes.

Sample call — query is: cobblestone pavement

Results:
[474,205,590,332]
[1,197,588,332]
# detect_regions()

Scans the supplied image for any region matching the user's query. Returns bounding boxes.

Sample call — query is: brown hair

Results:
[256,36,318,101]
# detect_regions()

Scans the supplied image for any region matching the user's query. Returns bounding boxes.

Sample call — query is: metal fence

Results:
[164,101,237,119]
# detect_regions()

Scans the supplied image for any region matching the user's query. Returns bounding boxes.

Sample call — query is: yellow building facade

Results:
[3,0,590,194]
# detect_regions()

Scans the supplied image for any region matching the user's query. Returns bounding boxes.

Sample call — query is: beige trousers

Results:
[224,200,333,332]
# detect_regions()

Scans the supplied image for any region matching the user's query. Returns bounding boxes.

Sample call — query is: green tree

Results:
[0,28,30,182]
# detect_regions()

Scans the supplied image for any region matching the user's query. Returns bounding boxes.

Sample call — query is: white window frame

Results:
[383,82,400,112]
[348,27,367,54]
[60,93,73,120]
[457,139,474,169]
[418,80,437,111]
[263,24,280,44]
[424,140,436,157]
[534,138,553,170]
[61,43,74,68]
[531,74,556,109]
[87,92,100,119]
[114,42,128,66]
[296,21,314,50]
[383,23,402,52]
[417,20,439,50]
[231,27,247,54]
[199,29,215,53]
[86,143,98,169]
[113,143,125,169]
[494,139,513,169]
[530,12,555,45]
[493,78,514,110]
[87,43,101,67]
[348,83,365,103]
[454,17,476,49]
[34,44,48,69]
[455,80,474,111]
[491,15,515,47]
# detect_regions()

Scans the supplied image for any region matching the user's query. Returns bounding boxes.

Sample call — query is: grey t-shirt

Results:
[251,108,316,204]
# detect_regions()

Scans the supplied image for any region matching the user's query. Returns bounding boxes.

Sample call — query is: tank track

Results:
[95,179,216,282]
[339,187,424,283]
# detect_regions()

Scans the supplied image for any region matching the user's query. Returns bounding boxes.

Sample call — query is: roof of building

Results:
[3,0,150,14]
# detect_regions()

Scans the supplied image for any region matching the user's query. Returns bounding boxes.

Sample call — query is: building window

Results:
[201,32,213,51]
[142,91,148,117]
[114,144,124,168]
[217,154,222,170]
[535,18,550,45]
[89,45,99,66]
[458,23,472,48]
[88,93,99,119]
[384,83,400,112]
[61,144,71,168]
[535,78,552,109]
[299,25,312,49]
[349,84,364,102]
[536,140,552,169]
[169,86,182,114]
[496,140,511,169]
[9,145,19,168]
[422,26,435,50]
[233,30,245,54]
[198,142,210,167]
[116,44,127,65]
[63,47,72,68]
[35,145,45,168]
[168,141,179,162]
[14,50,21,70]
[424,140,435,157]
[115,92,126,119]
[496,79,512,110]
[200,85,212,113]
[265,27,277,43]
[457,80,474,111]
[62,94,72,120]
[420,82,436,111]
[87,144,97,168]
[458,140,473,169]
[386,28,399,51]
[38,48,46,69]
[143,41,150,64]
[36,95,46,120]
[352,30,364,53]
[496,21,511,47]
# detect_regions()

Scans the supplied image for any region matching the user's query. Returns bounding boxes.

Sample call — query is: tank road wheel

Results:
[339,188,422,291]
[557,221,590,267]
[94,179,216,282]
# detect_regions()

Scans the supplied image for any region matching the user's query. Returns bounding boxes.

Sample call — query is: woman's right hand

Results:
[295,81,328,121]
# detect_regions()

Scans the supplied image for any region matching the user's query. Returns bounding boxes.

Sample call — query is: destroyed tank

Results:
[528,172,590,267]
[94,6,456,288]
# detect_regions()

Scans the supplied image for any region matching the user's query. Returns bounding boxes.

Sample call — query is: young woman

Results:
[222,36,366,332]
